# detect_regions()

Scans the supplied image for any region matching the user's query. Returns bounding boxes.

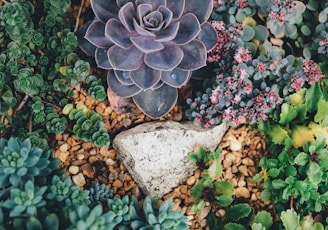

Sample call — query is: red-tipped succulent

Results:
[77,0,217,118]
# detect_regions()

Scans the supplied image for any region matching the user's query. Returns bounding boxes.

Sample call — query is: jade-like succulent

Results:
[77,0,218,118]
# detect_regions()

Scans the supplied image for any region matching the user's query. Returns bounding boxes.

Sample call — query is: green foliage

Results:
[188,146,234,213]
[0,138,58,189]
[65,103,110,147]
[254,81,328,215]
[0,0,106,148]
[280,209,324,230]
[130,196,189,230]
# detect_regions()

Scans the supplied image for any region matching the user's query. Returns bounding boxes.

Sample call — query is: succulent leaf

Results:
[130,63,162,89]
[91,0,120,23]
[107,70,142,97]
[95,48,112,69]
[144,44,183,71]
[86,20,114,48]
[166,0,185,19]
[133,84,178,118]
[173,13,200,45]
[161,68,190,87]
[78,0,217,117]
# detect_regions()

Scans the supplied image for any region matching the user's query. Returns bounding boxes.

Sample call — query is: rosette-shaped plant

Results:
[77,0,217,118]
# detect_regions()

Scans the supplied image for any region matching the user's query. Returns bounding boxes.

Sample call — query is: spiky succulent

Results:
[77,0,217,118]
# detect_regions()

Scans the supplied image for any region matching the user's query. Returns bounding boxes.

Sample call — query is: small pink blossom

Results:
[234,47,252,64]
[257,62,267,72]
[244,83,253,94]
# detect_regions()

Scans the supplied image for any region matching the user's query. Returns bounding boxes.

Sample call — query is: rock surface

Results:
[112,121,228,197]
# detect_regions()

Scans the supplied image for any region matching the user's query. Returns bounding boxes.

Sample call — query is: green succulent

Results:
[107,195,131,225]
[2,180,47,217]
[44,0,71,16]
[25,130,49,151]
[0,138,55,189]
[67,205,120,230]
[64,104,110,147]
[46,113,67,134]
[2,1,34,44]
[130,196,189,230]
[86,75,106,101]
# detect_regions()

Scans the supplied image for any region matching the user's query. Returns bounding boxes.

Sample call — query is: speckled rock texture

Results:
[113,121,228,197]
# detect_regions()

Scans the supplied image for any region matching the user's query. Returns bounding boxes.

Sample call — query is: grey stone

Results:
[112,121,228,197]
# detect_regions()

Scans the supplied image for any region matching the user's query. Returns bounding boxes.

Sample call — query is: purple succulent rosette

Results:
[77,0,217,118]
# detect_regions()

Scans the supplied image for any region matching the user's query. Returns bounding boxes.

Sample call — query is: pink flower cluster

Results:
[302,59,324,85]
[207,21,242,63]
[268,0,295,26]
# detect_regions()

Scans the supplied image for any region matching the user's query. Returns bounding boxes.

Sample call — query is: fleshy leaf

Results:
[268,125,289,145]
[183,0,212,24]
[95,48,112,69]
[118,2,135,32]
[108,45,144,71]
[114,70,134,85]
[107,70,142,97]
[133,84,178,118]
[173,13,200,45]
[214,181,234,197]
[291,125,315,148]
[279,103,297,125]
[135,0,166,10]
[196,22,218,51]
[308,122,328,145]
[91,0,120,23]
[178,40,207,70]
[85,20,114,48]
[280,209,299,230]
[294,152,309,166]
[76,21,97,56]
[225,204,252,221]
[155,22,179,42]
[130,63,161,89]
[105,19,136,48]
[314,99,328,122]
[166,0,185,19]
[133,18,155,36]
[306,81,323,113]
[158,6,173,29]
[130,36,164,53]
[161,68,190,87]
[145,44,183,71]
[208,158,222,180]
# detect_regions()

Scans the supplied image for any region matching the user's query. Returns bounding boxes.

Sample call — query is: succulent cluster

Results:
[187,0,327,127]
[0,0,108,148]
[77,0,218,118]
[63,103,110,147]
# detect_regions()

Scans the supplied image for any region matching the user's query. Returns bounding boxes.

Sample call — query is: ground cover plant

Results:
[0,0,328,229]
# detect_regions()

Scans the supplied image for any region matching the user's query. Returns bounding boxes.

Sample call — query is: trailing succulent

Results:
[77,0,218,118]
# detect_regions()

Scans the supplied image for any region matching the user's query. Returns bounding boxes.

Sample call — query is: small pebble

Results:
[72,173,86,187]
[68,165,79,175]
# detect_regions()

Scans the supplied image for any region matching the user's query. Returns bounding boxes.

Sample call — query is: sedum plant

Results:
[77,0,218,118]
[63,103,110,147]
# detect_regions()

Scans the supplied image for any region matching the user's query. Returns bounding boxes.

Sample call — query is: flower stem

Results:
[74,0,85,32]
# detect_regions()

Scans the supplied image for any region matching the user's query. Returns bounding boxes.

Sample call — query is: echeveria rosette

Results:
[77,0,217,118]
